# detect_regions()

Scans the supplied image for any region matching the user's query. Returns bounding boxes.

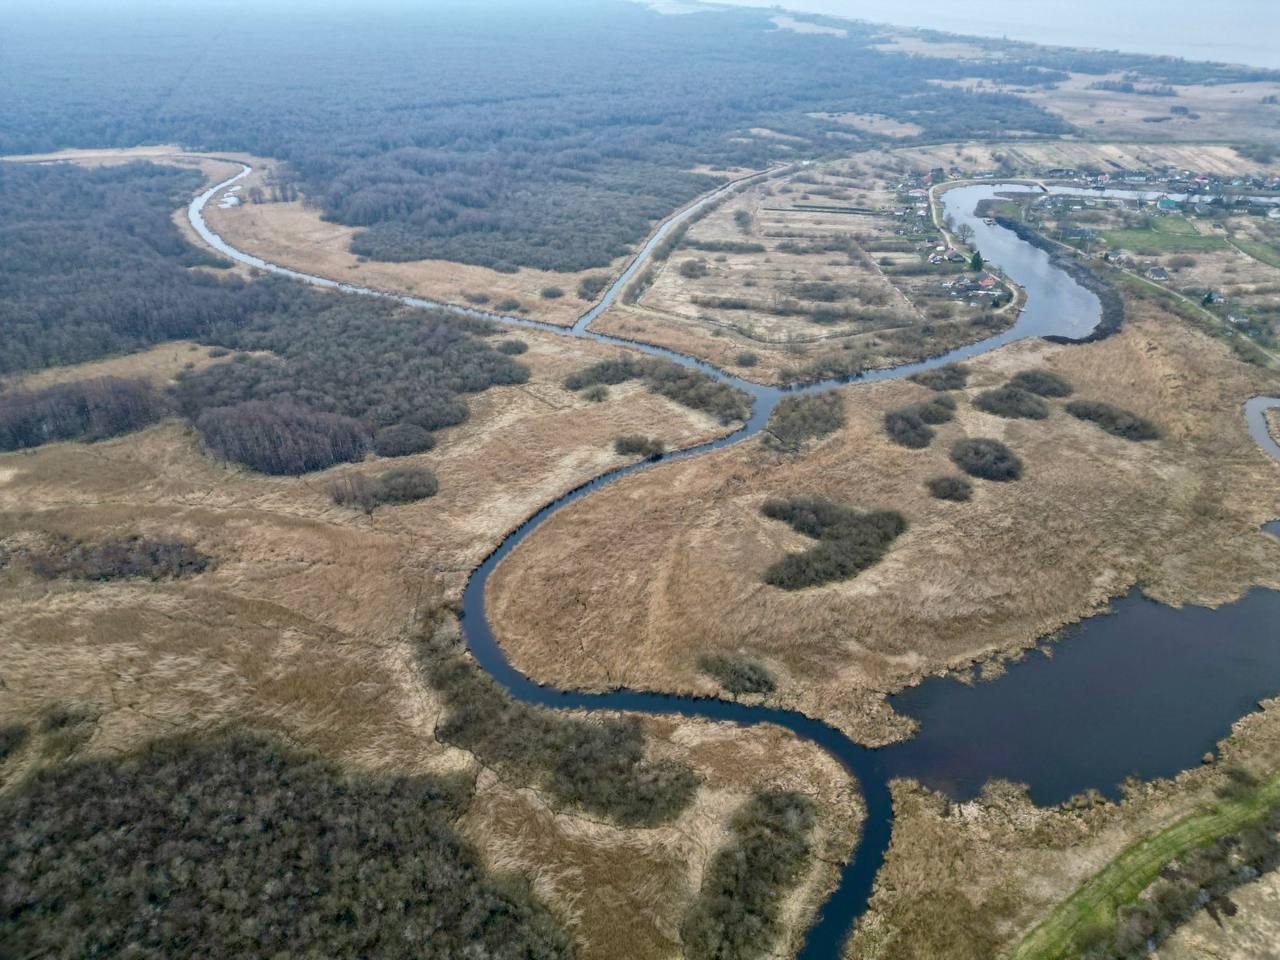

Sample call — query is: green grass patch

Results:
[1012,770,1280,960]
[1233,239,1280,269]
[1101,222,1227,253]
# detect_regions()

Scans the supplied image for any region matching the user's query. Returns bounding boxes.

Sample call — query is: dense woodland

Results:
[0,162,529,474]
[0,731,573,959]
[0,162,288,375]
[1,3,1079,272]
[0,377,166,451]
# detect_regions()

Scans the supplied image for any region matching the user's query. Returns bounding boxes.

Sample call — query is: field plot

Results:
[597,156,1014,384]
[0,326,858,960]
[489,303,1280,745]
[894,141,1279,181]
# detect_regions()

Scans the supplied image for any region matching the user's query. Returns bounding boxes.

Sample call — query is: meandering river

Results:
[190,167,1280,958]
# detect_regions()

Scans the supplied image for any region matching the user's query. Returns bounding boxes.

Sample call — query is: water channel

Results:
[189,166,1280,958]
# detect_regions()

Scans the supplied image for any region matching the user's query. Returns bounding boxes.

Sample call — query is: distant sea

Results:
[706,0,1280,69]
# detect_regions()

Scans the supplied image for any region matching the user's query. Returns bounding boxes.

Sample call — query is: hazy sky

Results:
[6,0,1279,69]
[702,0,1280,67]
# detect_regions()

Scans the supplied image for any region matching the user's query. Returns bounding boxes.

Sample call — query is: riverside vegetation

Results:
[563,356,750,424]
[682,791,818,960]
[764,393,846,453]
[417,630,699,827]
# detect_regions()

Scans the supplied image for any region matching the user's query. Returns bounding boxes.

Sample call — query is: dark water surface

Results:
[190,168,1280,958]
[888,586,1280,805]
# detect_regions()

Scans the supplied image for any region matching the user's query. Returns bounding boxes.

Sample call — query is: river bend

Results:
[189,165,1280,958]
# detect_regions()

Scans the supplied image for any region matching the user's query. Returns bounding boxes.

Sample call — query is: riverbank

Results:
[994,217,1124,344]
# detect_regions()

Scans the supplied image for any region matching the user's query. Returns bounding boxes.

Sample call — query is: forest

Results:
[0,730,573,959]
[0,162,291,375]
[1,3,1074,273]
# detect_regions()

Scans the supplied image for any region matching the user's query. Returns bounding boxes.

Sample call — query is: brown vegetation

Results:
[0,326,856,960]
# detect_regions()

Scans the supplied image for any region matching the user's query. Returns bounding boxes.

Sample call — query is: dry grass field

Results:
[0,325,862,959]
[1268,407,1280,445]
[202,168,623,326]
[489,302,1280,745]
[845,698,1280,959]
[597,155,1014,384]
[2,340,242,392]
[1021,74,1280,144]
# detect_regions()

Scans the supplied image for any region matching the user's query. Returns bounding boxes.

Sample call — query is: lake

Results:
[708,0,1280,69]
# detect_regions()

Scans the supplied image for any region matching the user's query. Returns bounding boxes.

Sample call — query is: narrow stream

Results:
[189,167,1280,958]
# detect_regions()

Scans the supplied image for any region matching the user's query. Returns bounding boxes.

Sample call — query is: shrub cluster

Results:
[644,360,751,424]
[973,385,1049,420]
[26,534,210,582]
[614,434,664,459]
[681,791,817,960]
[926,475,974,502]
[418,633,698,826]
[0,377,166,451]
[566,356,750,424]
[0,730,572,959]
[563,357,645,391]
[577,274,610,301]
[0,724,28,765]
[698,654,776,696]
[540,286,564,299]
[950,438,1024,482]
[679,258,709,279]
[761,496,906,590]
[735,351,760,368]
[883,395,956,449]
[197,400,370,475]
[331,466,439,512]
[372,422,435,457]
[1066,400,1160,441]
[908,363,968,391]
[1010,368,1073,397]
[763,392,845,453]
[496,338,529,355]
[683,239,766,254]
